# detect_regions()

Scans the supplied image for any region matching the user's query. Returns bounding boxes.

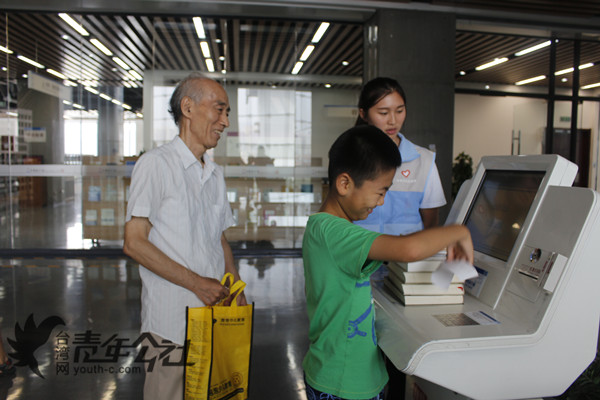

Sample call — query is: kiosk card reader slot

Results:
[374,155,599,400]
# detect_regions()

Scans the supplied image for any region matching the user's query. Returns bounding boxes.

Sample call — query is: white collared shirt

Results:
[126,136,234,344]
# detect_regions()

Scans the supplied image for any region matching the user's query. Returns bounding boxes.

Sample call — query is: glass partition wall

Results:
[0,12,362,252]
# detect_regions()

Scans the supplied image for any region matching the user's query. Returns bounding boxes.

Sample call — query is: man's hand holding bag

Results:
[185,273,253,400]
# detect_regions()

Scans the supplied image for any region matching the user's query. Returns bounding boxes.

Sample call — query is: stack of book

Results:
[384,254,465,305]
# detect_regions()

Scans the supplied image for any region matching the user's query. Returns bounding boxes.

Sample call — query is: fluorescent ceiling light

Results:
[0,45,13,54]
[514,40,551,56]
[129,70,143,80]
[205,59,215,72]
[122,103,132,110]
[90,39,113,56]
[84,86,99,94]
[99,93,112,101]
[555,63,595,76]
[122,81,132,88]
[63,100,72,105]
[111,99,122,105]
[515,75,546,85]
[64,80,78,87]
[291,61,303,75]
[200,41,211,58]
[475,57,508,71]
[112,57,131,70]
[136,113,144,118]
[582,82,600,89]
[47,69,67,79]
[312,22,330,43]
[193,17,206,39]
[73,103,84,109]
[58,13,89,36]
[300,45,315,62]
[555,67,574,76]
[17,55,45,69]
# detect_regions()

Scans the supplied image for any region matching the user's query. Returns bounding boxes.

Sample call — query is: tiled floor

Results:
[0,256,310,400]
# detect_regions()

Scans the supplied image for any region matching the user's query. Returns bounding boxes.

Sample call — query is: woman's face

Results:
[360,91,406,145]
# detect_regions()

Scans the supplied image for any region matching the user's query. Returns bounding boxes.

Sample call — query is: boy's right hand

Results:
[447,227,474,265]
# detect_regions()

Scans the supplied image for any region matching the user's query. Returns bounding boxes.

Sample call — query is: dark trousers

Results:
[385,357,406,400]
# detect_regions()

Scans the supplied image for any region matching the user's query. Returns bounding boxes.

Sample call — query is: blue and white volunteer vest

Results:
[355,134,436,235]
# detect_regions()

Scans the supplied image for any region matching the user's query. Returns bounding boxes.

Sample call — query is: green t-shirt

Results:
[302,212,388,399]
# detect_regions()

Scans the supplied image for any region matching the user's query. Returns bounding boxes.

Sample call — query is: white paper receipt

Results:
[432,260,479,289]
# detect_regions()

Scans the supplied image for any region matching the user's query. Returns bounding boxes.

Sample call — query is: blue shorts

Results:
[304,378,385,400]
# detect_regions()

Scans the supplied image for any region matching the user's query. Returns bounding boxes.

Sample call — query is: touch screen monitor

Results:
[464,170,545,262]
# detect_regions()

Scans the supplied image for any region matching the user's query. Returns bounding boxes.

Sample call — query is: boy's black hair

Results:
[328,125,402,188]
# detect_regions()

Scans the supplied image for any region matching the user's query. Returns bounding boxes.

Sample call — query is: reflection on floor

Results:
[0,257,309,400]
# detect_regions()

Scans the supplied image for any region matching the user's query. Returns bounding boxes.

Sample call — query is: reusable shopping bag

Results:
[184,273,253,400]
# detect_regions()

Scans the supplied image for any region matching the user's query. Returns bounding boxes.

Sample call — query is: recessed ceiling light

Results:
[291,61,303,75]
[300,45,315,62]
[58,13,89,36]
[200,41,211,58]
[514,40,551,56]
[324,83,331,88]
[112,57,131,70]
[193,17,206,39]
[17,55,45,69]
[205,58,215,72]
[475,57,508,71]
[515,75,546,85]
[582,82,600,90]
[342,60,349,66]
[90,38,113,56]
[312,22,330,43]
[0,45,13,54]
[47,69,67,79]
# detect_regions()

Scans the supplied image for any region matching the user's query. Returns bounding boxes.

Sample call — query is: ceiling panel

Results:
[0,2,599,113]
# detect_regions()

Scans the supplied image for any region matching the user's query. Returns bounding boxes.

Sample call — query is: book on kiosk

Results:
[384,251,465,305]
[387,251,446,272]
[387,266,463,284]
[383,277,465,305]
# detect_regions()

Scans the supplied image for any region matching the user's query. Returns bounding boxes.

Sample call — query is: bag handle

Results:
[220,272,246,306]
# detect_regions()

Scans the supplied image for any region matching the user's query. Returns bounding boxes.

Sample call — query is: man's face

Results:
[188,80,230,151]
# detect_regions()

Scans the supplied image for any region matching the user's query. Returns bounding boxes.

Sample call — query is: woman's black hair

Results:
[355,77,407,126]
[328,125,402,188]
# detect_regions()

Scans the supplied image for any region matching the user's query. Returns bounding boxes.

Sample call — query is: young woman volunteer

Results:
[354,77,446,235]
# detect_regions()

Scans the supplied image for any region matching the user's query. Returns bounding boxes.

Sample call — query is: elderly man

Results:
[124,73,245,399]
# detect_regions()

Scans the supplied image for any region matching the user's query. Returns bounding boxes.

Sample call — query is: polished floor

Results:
[0,200,596,399]
[0,256,310,400]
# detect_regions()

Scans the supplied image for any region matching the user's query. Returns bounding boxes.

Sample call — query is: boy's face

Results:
[343,169,395,221]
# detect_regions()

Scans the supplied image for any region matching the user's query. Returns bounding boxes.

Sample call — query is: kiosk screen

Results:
[464,170,545,261]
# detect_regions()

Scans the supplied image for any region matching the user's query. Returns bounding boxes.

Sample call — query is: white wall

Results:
[453,93,600,189]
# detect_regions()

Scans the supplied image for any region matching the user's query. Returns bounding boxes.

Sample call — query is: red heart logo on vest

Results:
[401,170,410,177]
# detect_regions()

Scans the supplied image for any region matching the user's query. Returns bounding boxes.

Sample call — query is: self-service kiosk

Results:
[374,154,600,399]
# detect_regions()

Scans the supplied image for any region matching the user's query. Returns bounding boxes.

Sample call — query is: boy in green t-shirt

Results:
[302,125,473,400]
